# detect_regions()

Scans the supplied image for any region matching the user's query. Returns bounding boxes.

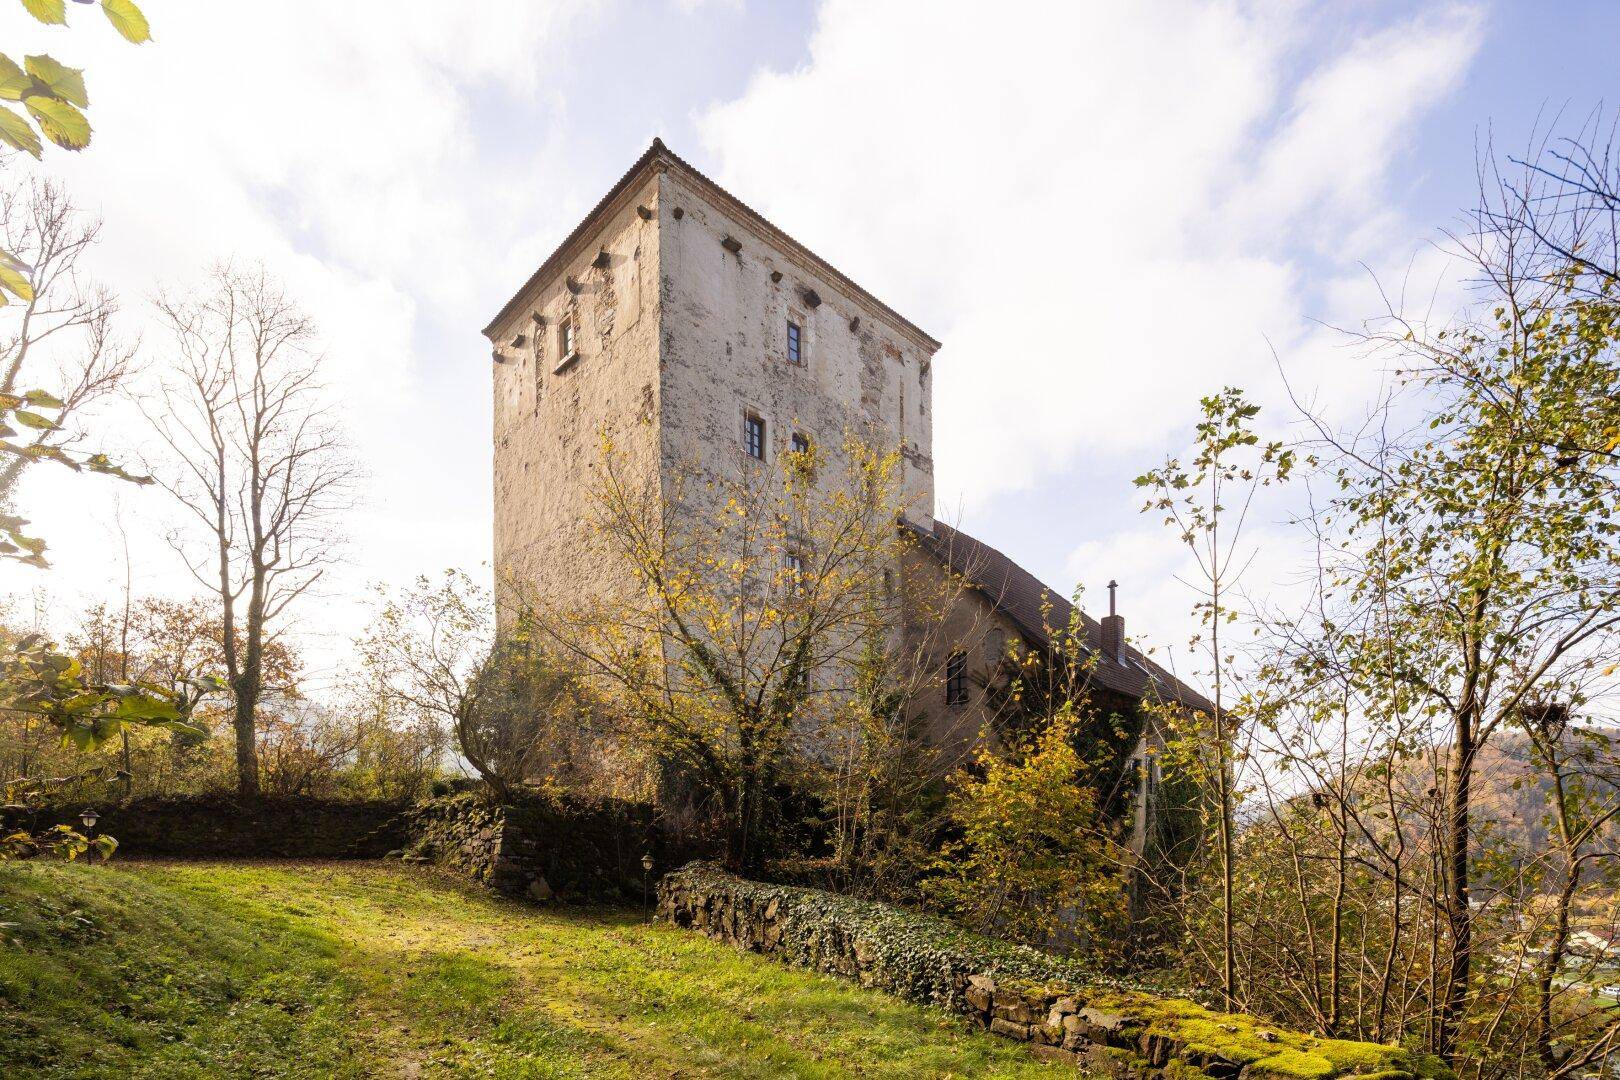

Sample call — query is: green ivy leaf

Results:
[24,55,88,108]
[18,0,68,26]
[100,0,149,44]
[24,95,89,150]
[0,105,42,160]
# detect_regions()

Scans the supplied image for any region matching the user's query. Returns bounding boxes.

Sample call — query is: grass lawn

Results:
[0,860,1065,1078]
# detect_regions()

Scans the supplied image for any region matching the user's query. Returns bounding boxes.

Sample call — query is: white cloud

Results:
[0,0,1489,696]
[696,0,1485,510]
[0,1,611,683]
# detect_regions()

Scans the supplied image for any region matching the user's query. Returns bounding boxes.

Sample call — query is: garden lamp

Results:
[79,808,100,831]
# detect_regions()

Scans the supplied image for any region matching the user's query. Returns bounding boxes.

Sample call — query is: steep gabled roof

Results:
[482,138,941,351]
[912,520,1214,714]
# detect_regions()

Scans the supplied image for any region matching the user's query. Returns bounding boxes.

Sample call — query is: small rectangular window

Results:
[744,412,765,460]
[786,319,802,364]
[791,432,810,455]
[555,314,577,371]
[946,651,968,707]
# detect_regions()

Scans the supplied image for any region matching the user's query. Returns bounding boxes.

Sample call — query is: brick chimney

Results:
[1101,579,1124,662]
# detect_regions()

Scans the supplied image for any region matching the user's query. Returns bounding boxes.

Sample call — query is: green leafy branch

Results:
[1,632,214,752]
[1,768,122,861]
[0,0,151,302]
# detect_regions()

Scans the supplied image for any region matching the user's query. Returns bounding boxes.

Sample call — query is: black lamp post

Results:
[641,853,654,909]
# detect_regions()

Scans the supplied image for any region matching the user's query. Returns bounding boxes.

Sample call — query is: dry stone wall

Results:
[402,792,702,904]
[658,862,1452,1080]
[28,795,411,859]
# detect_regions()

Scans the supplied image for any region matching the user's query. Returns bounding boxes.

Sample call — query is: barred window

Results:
[791,432,810,455]
[786,319,802,364]
[946,651,968,707]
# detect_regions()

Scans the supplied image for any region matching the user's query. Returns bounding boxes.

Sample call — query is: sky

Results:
[1,0,1616,696]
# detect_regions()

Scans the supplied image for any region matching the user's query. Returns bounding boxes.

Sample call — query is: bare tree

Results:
[0,178,144,558]
[143,265,355,797]
[358,570,601,802]
[1137,388,1296,1010]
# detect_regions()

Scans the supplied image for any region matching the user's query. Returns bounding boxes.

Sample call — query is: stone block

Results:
[989,1017,1032,1041]
[1183,1049,1242,1079]
[1074,1007,1136,1048]
[993,995,1042,1025]
[1029,1043,1080,1066]
[1140,1030,1174,1066]
[964,974,996,1013]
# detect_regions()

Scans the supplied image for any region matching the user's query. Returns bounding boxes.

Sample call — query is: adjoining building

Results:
[483,139,1209,847]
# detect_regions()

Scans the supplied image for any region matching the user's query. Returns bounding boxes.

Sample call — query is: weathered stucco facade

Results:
[488,166,665,614]
[486,141,937,619]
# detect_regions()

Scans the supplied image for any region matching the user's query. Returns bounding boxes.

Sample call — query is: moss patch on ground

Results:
[1085,991,1452,1080]
[0,860,1065,1078]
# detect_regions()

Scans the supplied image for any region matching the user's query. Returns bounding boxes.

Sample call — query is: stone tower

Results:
[483,140,941,613]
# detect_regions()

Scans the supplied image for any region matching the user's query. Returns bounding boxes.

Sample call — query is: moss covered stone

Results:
[658,862,1455,1080]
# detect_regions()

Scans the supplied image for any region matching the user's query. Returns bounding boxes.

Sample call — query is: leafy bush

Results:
[924,708,1129,963]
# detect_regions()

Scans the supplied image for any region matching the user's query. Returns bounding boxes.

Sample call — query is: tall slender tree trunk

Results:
[230,671,261,798]
[1437,707,1473,1061]
[1536,760,1578,1074]
[1211,469,1237,1010]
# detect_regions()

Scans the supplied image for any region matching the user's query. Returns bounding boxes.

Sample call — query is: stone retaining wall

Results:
[657,862,1451,1080]
[402,792,703,904]
[29,796,411,859]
